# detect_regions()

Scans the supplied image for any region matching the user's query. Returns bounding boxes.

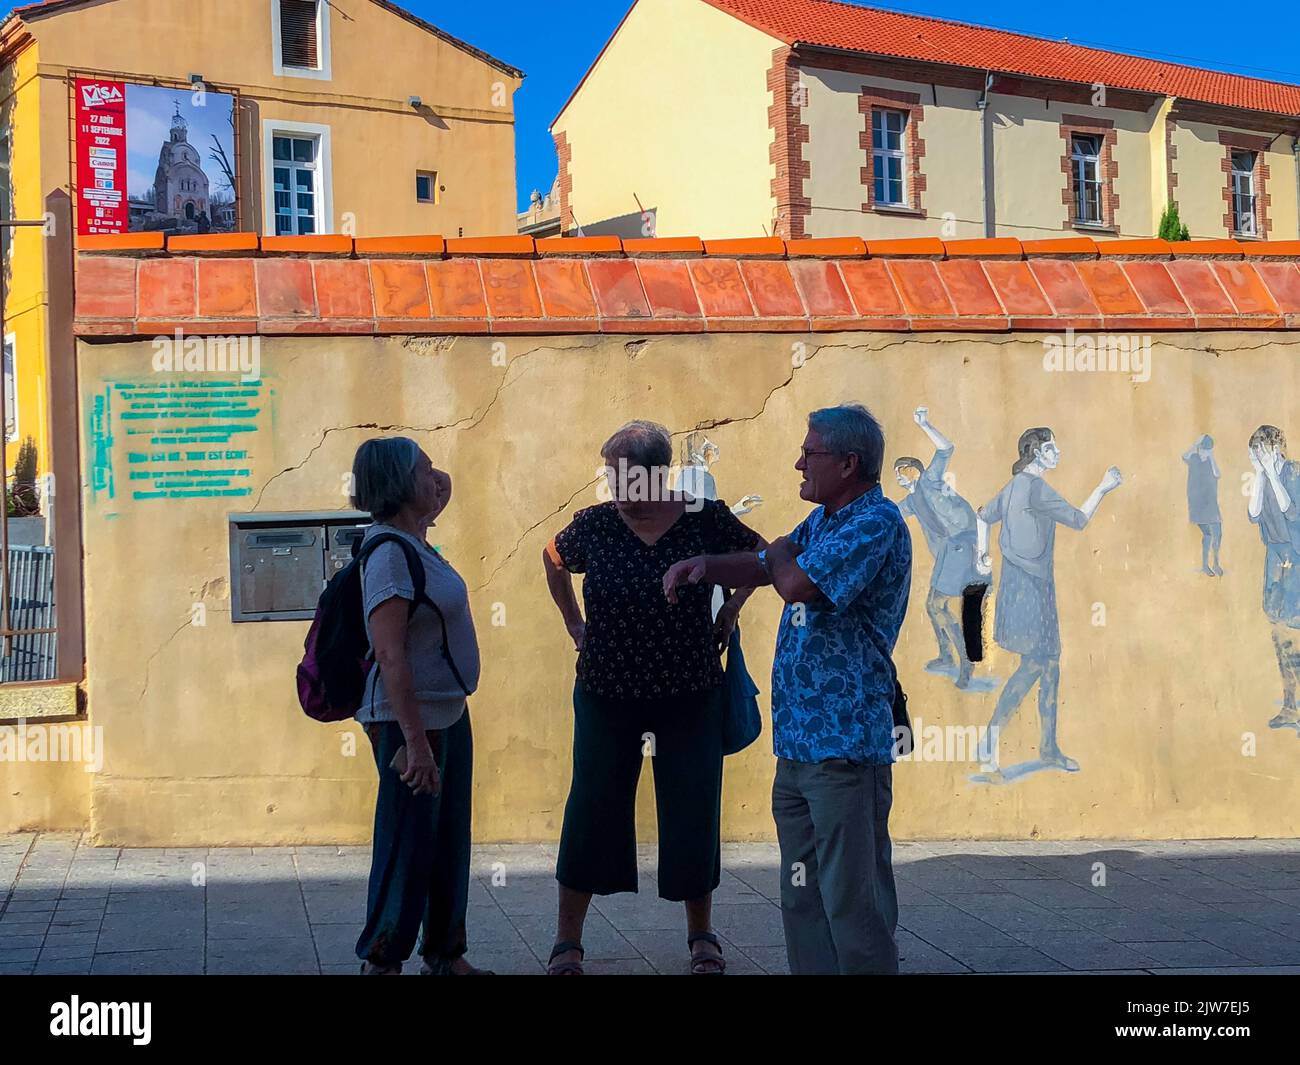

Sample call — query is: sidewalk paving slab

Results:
[3,834,1299,975]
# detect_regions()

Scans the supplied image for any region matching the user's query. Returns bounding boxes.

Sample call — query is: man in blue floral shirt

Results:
[664,403,911,974]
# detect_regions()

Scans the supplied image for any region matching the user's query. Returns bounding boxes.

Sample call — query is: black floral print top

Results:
[554,499,761,700]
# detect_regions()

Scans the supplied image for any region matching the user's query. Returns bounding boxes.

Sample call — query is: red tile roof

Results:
[72,233,1300,336]
[705,0,1300,117]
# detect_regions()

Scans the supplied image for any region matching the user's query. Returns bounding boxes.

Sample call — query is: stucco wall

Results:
[797,68,1169,243]
[802,67,985,241]
[552,0,777,239]
[69,327,1300,845]
[1172,119,1300,241]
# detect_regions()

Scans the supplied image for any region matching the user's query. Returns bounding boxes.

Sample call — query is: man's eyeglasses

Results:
[800,448,836,461]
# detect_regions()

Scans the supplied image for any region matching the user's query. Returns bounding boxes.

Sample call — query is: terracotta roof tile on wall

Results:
[72,233,1300,337]
[704,0,1300,117]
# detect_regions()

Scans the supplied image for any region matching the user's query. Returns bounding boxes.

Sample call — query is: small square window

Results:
[416,171,439,204]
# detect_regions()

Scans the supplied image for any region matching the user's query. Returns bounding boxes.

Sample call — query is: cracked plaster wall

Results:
[33,329,1300,844]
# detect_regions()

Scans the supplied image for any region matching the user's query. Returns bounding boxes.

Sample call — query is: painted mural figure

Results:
[674,433,763,517]
[971,428,1123,784]
[1184,435,1223,576]
[894,407,986,689]
[1247,425,1300,734]
[673,433,763,617]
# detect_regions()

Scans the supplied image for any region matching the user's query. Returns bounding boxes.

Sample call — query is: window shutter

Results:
[280,0,320,69]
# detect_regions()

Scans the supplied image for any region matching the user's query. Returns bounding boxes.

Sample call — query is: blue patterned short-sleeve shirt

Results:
[771,484,912,764]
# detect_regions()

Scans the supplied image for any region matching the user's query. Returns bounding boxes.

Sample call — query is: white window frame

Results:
[272,0,332,81]
[261,120,334,236]
[1231,150,1258,237]
[416,170,439,205]
[871,108,908,207]
[4,333,17,445]
[1071,134,1104,225]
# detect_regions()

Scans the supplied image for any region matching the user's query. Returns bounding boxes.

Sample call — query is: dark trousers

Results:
[556,681,723,902]
[354,707,474,966]
[772,757,899,974]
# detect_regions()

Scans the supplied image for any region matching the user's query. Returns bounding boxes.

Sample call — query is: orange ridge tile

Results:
[1169,239,1243,258]
[167,233,260,253]
[1243,241,1300,258]
[866,237,945,259]
[1022,237,1098,258]
[702,237,786,257]
[785,237,866,258]
[261,234,354,255]
[623,237,705,256]
[535,236,622,255]
[354,236,447,257]
[445,236,536,257]
[942,238,1023,259]
[78,232,165,253]
[1096,238,1172,258]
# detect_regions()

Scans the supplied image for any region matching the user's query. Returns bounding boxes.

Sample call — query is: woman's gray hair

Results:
[808,404,885,483]
[351,436,422,520]
[601,419,673,471]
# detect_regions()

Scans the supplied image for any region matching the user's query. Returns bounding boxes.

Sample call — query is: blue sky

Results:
[404,0,1300,212]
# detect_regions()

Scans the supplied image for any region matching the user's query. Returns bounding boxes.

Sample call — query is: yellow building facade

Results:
[0,0,523,477]
[552,0,1300,246]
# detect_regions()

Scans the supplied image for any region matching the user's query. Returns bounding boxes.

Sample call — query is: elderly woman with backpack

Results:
[345,436,488,975]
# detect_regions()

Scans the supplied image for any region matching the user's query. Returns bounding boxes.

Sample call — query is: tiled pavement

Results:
[2,834,1300,975]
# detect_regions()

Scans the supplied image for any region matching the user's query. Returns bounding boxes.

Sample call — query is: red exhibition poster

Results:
[74,77,128,235]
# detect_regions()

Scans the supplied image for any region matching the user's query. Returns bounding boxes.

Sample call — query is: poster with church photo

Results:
[74,78,238,236]
[125,83,237,234]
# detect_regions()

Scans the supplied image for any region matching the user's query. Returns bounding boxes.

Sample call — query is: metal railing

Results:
[0,543,55,681]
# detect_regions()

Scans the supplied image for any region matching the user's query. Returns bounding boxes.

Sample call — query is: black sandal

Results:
[547,939,585,976]
[688,931,726,975]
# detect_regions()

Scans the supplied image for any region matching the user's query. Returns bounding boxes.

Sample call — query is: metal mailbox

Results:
[229,512,371,622]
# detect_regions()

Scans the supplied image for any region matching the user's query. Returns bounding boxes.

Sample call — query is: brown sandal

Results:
[688,931,726,975]
[547,940,585,975]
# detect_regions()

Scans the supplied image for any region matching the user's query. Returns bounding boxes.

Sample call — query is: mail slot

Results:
[229,511,371,622]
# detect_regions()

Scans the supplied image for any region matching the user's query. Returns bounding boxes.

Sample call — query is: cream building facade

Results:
[552,0,1300,244]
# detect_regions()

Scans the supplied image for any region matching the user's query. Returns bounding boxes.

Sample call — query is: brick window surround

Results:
[1220,130,1272,239]
[553,131,575,235]
[859,87,926,216]
[1060,115,1119,231]
[768,47,810,240]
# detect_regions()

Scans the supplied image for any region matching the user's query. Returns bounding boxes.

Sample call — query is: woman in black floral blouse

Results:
[541,420,763,975]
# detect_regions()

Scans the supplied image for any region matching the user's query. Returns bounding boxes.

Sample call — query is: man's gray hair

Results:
[601,419,673,471]
[351,436,422,520]
[808,404,885,483]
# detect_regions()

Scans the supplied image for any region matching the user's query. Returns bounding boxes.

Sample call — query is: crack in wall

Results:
[137,615,198,702]
[251,341,602,510]
[471,475,603,592]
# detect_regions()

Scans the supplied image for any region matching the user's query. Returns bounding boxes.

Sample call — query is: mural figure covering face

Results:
[971,428,1123,784]
[894,407,989,690]
[1247,425,1300,734]
[1183,435,1223,576]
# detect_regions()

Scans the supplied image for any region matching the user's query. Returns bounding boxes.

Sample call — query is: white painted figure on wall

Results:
[893,407,990,691]
[1247,424,1300,735]
[672,432,762,617]
[1184,435,1223,576]
[970,428,1123,784]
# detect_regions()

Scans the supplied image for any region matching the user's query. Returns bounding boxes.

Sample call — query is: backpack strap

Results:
[355,530,471,697]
